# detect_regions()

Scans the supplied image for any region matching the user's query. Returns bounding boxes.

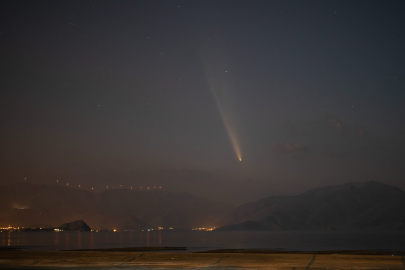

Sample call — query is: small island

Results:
[57,220,91,232]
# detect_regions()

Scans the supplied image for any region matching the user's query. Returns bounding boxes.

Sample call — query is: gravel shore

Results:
[1,248,404,269]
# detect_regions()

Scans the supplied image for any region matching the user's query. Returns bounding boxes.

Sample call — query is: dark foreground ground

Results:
[1,247,405,269]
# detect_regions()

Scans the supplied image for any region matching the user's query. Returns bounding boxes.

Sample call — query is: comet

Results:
[200,50,242,162]
[216,103,242,162]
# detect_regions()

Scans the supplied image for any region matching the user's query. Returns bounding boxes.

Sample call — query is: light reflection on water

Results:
[90,231,94,249]
[1,231,405,252]
[54,231,59,246]
[78,232,82,250]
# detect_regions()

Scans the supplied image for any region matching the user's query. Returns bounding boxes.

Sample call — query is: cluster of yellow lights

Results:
[0,226,61,232]
[1,226,177,233]
[191,227,216,231]
[0,226,22,232]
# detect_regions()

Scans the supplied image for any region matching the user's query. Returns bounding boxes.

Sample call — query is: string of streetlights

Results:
[55,180,161,191]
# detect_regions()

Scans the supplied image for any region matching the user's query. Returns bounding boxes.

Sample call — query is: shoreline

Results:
[1,248,405,269]
[3,245,405,255]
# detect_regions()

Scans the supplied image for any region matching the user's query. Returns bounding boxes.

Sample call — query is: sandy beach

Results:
[1,248,404,269]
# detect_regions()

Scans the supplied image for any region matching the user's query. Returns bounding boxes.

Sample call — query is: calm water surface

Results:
[1,231,405,252]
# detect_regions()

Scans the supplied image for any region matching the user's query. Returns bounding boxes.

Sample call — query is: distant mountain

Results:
[217,181,405,231]
[2,181,403,231]
[0,183,231,230]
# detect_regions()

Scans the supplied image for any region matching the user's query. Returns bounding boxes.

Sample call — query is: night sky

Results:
[1,0,405,204]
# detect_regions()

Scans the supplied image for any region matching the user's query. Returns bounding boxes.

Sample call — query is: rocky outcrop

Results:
[58,220,91,231]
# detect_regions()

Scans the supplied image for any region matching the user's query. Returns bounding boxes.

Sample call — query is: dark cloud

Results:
[303,114,367,140]
[302,114,344,134]
[271,142,308,154]
[357,128,366,138]
[313,145,351,159]
[304,114,345,135]
[279,120,296,135]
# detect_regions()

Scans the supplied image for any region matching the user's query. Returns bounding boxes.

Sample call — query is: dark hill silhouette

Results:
[0,183,230,230]
[217,181,405,231]
[58,220,91,231]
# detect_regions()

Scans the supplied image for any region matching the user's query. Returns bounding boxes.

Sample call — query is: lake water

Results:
[1,230,405,252]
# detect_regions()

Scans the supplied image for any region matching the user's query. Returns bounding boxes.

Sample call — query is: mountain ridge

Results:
[1,181,404,231]
[217,181,405,231]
